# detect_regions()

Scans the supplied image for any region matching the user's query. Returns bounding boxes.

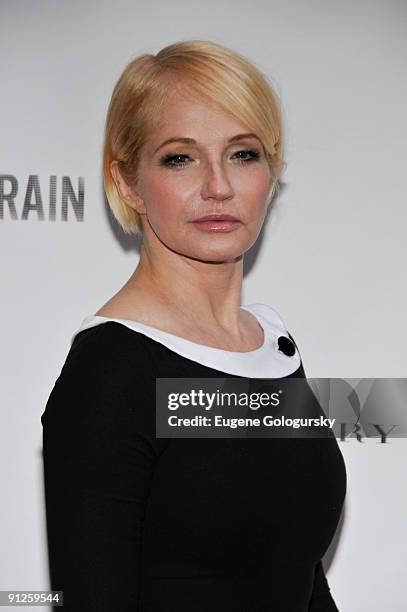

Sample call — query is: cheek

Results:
[144,177,188,225]
[142,165,271,230]
[239,169,271,213]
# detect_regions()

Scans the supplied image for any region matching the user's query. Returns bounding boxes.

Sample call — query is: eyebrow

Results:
[153,132,261,155]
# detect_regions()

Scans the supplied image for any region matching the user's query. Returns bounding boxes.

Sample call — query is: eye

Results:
[160,154,191,168]
[233,149,261,164]
[159,148,261,169]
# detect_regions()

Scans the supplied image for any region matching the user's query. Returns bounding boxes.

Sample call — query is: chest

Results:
[142,435,346,575]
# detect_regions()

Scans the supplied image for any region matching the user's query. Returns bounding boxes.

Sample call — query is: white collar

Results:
[72,303,301,378]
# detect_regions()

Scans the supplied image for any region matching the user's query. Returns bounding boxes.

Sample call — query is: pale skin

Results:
[96,85,275,352]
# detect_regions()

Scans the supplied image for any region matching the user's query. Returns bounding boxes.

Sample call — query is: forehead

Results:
[147,85,249,142]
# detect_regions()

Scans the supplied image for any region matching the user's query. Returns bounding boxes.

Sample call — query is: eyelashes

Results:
[159,149,261,168]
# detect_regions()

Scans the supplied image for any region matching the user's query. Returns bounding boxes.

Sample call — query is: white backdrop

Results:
[1,1,406,610]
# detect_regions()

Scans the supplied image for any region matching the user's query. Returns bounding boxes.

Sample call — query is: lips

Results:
[191,215,242,233]
[193,214,240,222]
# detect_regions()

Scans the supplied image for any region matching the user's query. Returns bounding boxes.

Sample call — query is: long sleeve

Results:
[308,560,340,611]
[41,325,158,611]
[41,318,347,611]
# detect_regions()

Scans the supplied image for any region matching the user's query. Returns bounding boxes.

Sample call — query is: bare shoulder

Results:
[94,291,163,326]
[94,294,140,319]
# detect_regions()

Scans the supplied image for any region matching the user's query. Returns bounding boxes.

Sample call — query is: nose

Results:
[201,162,234,202]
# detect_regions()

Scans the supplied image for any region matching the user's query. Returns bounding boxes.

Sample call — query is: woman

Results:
[41,39,347,611]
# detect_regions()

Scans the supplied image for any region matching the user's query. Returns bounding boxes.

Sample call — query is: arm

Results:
[41,326,158,611]
[308,560,340,611]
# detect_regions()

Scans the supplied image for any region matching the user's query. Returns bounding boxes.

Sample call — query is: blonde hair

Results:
[103,39,286,236]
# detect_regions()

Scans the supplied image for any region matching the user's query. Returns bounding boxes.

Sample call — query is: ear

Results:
[266,177,275,206]
[110,160,147,214]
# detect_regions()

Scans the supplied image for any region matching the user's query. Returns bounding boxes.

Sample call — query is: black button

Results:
[277,335,296,357]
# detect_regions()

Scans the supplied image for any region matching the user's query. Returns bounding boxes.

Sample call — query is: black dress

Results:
[41,305,347,611]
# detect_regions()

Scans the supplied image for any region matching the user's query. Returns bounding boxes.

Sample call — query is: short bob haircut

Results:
[103,39,286,236]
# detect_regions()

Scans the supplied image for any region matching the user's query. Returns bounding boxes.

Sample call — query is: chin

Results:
[178,242,247,264]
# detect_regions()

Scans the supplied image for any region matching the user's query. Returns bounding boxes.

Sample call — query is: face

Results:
[123,86,273,263]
